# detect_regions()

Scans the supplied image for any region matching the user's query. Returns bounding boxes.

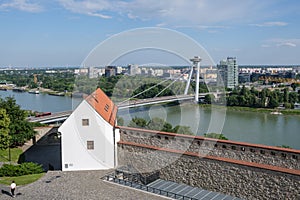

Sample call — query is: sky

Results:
[1,0,300,67]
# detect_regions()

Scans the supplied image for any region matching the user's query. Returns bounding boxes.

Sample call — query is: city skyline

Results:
[1,0,300,67]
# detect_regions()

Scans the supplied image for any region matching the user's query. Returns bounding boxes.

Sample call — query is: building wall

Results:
[118,144,300,200]
[118,127,300,170]
[59,100,118,171]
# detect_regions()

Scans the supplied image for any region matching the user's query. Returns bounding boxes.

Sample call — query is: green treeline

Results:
[128,117,194,135]
[226,86,300,109]
[0,70,75,92]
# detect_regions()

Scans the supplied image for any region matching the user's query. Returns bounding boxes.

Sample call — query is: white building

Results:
[58,88,119,171]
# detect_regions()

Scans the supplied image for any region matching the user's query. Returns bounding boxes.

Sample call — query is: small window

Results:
[260,150,265,154]
[231,146,236,150]
[87,141,94,150]
[65,164,68,169]
[222,145,227,149]
[104,104,109,112]
[165,136,169,140]
[82,119,89,126]
[281,153,287,158]
[292,155,298,160]
[241,147,245,151]
[271,151,276,156]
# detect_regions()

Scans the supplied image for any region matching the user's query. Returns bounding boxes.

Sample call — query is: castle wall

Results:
[118,142,300,200]
[117,126,300,199]
[118,126,300,170]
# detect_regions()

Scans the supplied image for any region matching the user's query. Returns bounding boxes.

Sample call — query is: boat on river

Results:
[270,111,282,115]
[28,89,40,94]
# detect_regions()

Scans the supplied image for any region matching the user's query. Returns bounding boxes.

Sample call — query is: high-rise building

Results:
[128,64,139,76]
[217,57,238,89]
[105,66,117,77]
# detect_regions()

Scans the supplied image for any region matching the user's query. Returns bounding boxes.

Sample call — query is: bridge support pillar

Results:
[188,56,202,102]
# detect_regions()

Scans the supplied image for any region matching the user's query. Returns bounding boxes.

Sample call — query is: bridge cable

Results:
[119,67,192,105]
[119,78,170,104]
[154,68,191,97]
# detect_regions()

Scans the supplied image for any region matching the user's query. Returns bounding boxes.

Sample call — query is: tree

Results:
[116,116,124,126]
[146,117,173,132]
[283,88,289,103]
[128,117,194,135]
[291,83,300,91]
[172,125,194,135]
[289,92,298,104]
[0,109,10,150]
[204,94,214,104]
[268,93,279,108]
[0,97,36,147]
[204,133,228,140]
[128,117,147,128]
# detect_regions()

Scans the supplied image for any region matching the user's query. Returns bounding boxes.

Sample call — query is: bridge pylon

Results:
[184,56,202,102]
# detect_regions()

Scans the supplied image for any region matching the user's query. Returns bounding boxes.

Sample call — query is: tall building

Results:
[128,64,139,76]
[217,57,238,89]
[105,66,117,77]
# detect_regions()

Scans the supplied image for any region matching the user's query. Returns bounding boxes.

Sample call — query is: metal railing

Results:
[103,175,198,200]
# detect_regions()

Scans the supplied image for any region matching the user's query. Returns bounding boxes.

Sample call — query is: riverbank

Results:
[199,104,300,116]
[1,87,74,97]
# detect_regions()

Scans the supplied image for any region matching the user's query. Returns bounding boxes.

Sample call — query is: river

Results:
[0,90,81,113]
[1,90,300,149]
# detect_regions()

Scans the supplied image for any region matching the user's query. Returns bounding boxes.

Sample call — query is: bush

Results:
[204,133,228,140]
[0,162,44,177]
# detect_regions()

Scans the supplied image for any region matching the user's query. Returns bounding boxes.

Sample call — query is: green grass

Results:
[0,173,45,185]
[0,148,23,163]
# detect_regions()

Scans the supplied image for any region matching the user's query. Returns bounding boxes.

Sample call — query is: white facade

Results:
[59,94,119,171]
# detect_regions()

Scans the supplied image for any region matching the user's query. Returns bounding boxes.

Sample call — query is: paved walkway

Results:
[0,170,168,200]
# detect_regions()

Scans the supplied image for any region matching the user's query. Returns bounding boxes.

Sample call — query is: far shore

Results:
[199,104,300,116]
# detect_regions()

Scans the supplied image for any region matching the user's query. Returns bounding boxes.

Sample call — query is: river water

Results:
[1,90,299,149]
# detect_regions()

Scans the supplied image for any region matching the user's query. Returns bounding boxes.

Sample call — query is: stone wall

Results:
[118,143,300,200]
[118,126,300,170]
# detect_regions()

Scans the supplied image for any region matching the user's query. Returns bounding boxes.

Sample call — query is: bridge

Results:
[29,56,224,124]
[28,91,225,124]
[28,94,193,124]
[28,111,73,124]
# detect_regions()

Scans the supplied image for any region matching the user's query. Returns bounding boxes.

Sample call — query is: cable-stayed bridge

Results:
[29,56,222,124]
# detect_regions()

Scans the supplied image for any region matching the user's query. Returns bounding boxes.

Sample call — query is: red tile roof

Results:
[85,88,117,126]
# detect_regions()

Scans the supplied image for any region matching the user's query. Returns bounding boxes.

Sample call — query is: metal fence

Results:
[103,175,198,200]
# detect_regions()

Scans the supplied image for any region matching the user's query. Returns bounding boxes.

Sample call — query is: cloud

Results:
[262,38,300,48]
[250,21,288,27]
[56,0,275,25]
[0,0,43,12]
[156,23,167,27]
[276,42,296,47]
[57,0,112,19]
